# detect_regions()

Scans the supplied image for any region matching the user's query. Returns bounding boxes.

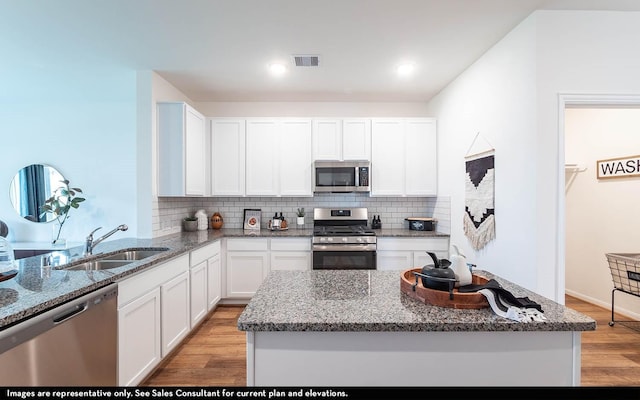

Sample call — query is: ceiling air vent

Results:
[293,55,320,67]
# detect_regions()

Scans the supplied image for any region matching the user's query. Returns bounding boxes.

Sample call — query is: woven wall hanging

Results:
[464,133,495,250]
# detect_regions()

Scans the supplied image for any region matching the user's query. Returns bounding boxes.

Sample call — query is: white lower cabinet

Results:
[117,253,189,386]
[117,287,161,387]
[271,238,311,271]
[226,238,269,298]
[376,251,413,271]
[207,249,222,310]
[190,240,222,317]
[376,237,449,271]
[161,271,190,357]
[189,261,208,327]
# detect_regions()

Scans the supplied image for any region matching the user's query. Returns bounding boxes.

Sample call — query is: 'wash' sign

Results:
[597,155,640,179]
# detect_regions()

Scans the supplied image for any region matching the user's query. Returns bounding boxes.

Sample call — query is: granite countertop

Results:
[237,269,596,333]
[0,227,448,330]
[0,230,224,329]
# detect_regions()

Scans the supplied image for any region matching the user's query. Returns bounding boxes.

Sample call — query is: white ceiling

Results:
[2,0,640,102]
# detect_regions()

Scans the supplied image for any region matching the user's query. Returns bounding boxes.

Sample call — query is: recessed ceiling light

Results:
[268,63,287,76]
[397,63,415,77]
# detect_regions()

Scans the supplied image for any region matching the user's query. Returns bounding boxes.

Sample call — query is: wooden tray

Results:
[400,268,489,309]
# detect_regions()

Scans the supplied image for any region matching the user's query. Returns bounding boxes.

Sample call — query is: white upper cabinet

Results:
[246,118,312,197]
[312,119,371,161]
[279,119,313,196]
[371,119,405,196]
[342,119,371,160]
[210,119,246,196]
[157,102,206,196]
[371,118,437,197]
[246,119,279,196]
[405,118,437,196]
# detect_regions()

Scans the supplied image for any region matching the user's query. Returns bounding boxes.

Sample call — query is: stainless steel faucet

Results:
[84,224,128,255]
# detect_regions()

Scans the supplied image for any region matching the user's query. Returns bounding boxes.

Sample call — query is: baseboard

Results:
[565,289,640,321]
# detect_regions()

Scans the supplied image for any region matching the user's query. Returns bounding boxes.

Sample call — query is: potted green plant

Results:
[183,216,198,232]
[39,179,85,245]
[296,208,305,227]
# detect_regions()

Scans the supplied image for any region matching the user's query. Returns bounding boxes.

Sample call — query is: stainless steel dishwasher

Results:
[0,283,118,386]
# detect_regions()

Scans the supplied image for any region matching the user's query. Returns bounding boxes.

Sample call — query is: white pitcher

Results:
[450,244,472,287]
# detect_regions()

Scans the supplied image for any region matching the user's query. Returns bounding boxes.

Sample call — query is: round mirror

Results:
[9,164,66,223]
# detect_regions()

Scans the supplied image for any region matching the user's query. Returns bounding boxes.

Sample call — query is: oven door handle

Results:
[312,244,377,252]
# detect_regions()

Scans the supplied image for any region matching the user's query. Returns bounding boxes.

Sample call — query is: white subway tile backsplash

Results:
[153,194,451,237]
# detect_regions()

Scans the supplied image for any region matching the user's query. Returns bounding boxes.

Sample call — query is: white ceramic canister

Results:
[450,244,472,287]
[195,209,208,230]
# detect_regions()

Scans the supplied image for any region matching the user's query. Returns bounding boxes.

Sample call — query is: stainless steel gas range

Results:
[312,207,377,270]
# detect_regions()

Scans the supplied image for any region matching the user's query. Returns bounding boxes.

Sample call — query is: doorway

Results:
[560,95,640,321]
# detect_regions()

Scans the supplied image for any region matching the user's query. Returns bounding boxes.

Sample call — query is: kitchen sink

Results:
[98,247,170,261]
[61,247,170,271]
[64,259,133,271]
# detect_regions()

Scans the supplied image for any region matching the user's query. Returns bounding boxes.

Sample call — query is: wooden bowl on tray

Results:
[400,268,489,309]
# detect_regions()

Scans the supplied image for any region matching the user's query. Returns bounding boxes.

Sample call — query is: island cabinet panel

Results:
[157,102,206,196]
[226,238,269,298]
[376,237,449,270]
[248,331,579,386]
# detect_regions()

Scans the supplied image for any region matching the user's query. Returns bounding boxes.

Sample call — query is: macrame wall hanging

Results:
[464,132,495,250]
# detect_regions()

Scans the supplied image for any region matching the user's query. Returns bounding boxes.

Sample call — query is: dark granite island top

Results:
[237,269,595,332]
[238,269,595,387]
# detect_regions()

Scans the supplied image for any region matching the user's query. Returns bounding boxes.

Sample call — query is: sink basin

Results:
[99,247,170,261]
[65,259,133,271]
[62,247,169,271]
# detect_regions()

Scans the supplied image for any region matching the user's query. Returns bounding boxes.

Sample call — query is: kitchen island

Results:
[237,269,596,387]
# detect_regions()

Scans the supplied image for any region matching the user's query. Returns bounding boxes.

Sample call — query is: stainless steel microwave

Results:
[313,160,371,193]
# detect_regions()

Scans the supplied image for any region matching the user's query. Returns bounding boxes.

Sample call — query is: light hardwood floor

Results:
[142,296,640,387]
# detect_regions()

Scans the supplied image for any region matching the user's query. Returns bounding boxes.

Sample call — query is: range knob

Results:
[342,237,348,242]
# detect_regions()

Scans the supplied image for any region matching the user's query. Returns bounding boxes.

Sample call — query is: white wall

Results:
[565,107,640,320]
[425,15,539,294]
[537,11,640,301]
[0,68,139,246]
[426,10,640,302]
